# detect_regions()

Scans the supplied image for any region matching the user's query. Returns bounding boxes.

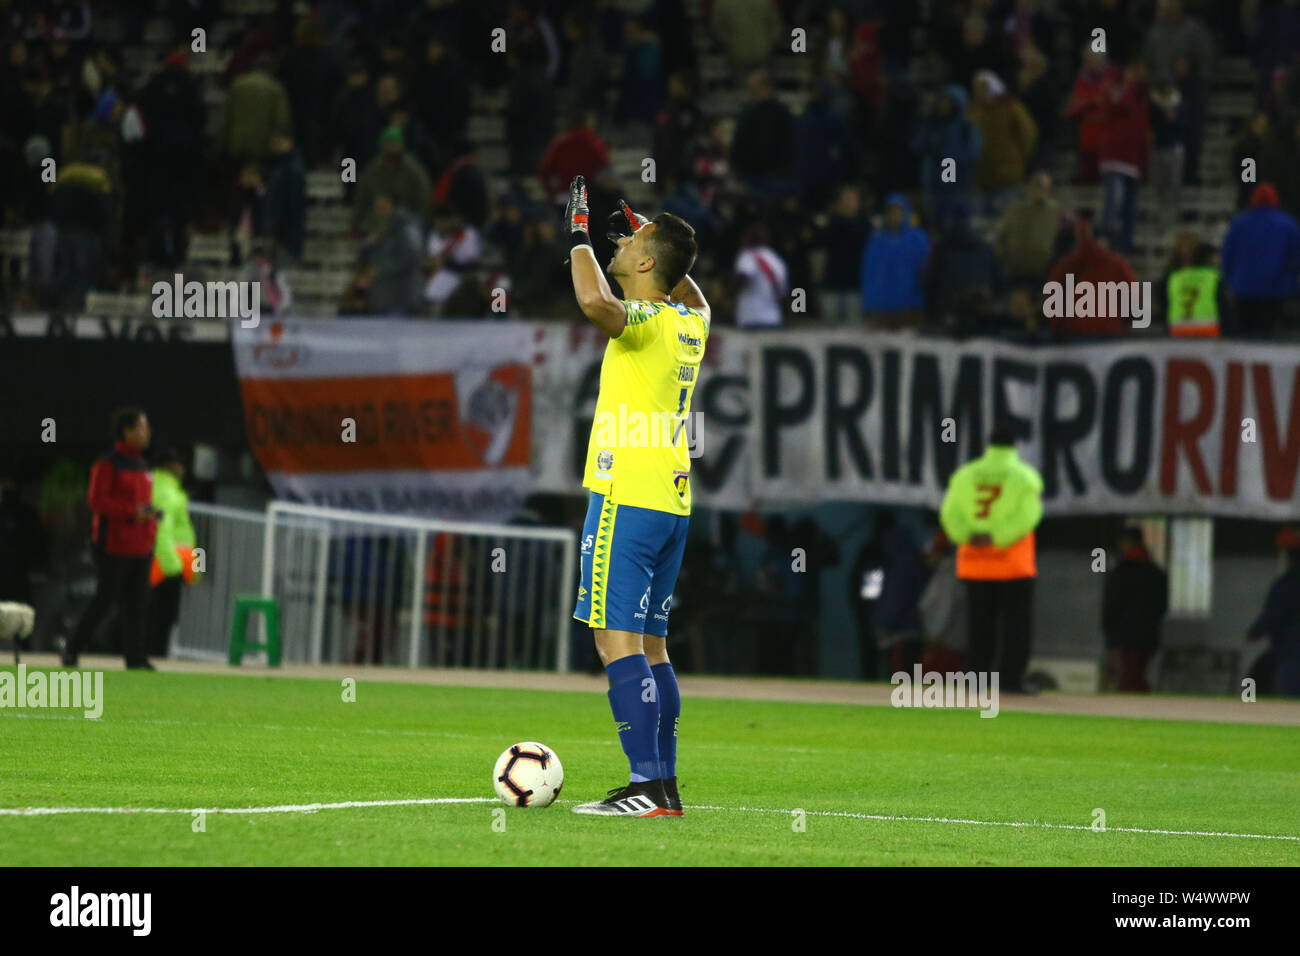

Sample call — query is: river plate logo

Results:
[457,363,528,467]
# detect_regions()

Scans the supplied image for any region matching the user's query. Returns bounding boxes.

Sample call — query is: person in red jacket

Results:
[536,109,615,206]
[1046,212,1138,338]
[1097,59,1150,252]
[1065,48,1118,184]
[63,407,158,669]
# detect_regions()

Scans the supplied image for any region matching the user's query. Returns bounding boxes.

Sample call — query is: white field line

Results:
[684,805,1300,842]
[1,797,1297,842]
[0,798,497,816]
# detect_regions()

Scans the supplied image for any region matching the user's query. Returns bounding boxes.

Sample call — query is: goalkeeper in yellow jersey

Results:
[564,175,710,818]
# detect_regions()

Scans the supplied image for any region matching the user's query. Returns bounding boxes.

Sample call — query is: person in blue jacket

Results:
[910,85,982,224]
[861,192,930,330]
[1221,182,1300,338]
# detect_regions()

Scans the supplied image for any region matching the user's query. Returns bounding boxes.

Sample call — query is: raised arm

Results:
[670,274,711,322]
[565,175,626,337]
[571,245,626,337]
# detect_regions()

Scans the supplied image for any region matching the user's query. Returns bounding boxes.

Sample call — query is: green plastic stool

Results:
[229,595,282,666]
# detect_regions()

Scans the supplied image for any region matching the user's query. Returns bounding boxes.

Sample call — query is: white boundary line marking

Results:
[1,797,1297,841]
[0,798,497,816]
[684,805,1300,842]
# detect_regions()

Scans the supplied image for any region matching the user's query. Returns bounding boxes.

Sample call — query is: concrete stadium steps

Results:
[1,228,30,278]
[305,171,344,203]
[280,268,350,298]
[185,233,229,267]
[300,237,357,267]
[470,88,508,114]
[84,291,152,318]
[1216,56,1261,87]
[475,145,509,175]
[467,114,507,144]
[1051,184,1238,219]
[293,297,339,317]
[1209,89,1257,120]
[305,205,352,236]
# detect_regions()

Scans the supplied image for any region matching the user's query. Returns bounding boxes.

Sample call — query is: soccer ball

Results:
[493,742,563,808]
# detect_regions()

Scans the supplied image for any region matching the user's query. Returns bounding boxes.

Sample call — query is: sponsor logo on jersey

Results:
[673,471,689,497]
[596,449,614,477]
[677,331,702,348]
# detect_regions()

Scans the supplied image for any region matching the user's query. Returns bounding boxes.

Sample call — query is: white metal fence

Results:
[174,502,268,661]
[173,501,576,671]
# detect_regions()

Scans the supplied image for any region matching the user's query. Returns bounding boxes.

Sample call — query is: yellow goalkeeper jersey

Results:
[582,297,710,515]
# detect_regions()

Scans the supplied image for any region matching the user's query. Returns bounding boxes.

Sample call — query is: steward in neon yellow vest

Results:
[1166,249,1221,337]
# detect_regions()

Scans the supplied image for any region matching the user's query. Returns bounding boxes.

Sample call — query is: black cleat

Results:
[662,776,683,816]
[572,779,672,817]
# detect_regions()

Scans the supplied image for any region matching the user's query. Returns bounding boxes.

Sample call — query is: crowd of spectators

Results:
[2,0,1300,337]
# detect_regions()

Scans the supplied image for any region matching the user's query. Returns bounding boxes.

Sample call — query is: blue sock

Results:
[605,654,660,782]
[651,662,679,779]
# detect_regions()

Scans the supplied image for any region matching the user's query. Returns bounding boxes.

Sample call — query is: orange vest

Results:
[956,531,1037,580]
[423,534,466,627]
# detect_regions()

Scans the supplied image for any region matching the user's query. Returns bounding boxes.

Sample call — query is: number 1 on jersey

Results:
[672,387,687,445]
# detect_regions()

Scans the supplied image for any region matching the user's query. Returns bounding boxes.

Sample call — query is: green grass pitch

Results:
[1,668,1297,866]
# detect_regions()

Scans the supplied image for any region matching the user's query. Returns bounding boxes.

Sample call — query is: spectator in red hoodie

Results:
[63,407,158,669]
[848,21,884,127]
[1046,212,1138,338]
[536,108,614,207]
[1064,48,1118,184]
[1098,58,1150,253]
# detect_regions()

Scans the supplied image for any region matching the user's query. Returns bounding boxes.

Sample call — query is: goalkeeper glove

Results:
[564,175,591,257]
[606,199,649,245]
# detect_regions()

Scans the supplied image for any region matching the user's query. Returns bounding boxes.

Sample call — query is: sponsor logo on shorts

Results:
[581,533,593,554]
[653,594,673,623]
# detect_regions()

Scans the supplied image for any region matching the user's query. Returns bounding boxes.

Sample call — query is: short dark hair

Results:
[1119,526,1145,548]
[111,406,145,441]
[153,444,185,469]
[647,213,697,293]
[989,423,1015,446]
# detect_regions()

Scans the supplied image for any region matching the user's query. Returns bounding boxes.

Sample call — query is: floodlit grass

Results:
[1,669,1297,865]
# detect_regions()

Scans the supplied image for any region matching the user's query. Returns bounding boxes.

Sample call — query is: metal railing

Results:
[173,502,268,661]
[259,502,575,671]
[173,501,576,671]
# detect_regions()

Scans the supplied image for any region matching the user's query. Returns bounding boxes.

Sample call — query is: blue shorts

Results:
[573,491,689,636]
